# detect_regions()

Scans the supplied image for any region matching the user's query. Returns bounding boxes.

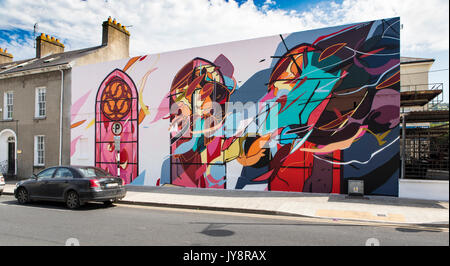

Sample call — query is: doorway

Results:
[7,136,15,174]
[0,129,17,176]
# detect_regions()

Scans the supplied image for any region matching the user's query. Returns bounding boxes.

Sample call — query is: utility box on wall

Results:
[348,180,364,196]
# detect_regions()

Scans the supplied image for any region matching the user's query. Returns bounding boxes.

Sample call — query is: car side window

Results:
[54,168,74,179]
[37,168,56,179]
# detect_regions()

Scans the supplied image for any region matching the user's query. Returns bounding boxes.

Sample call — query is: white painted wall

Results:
[399,179,449,201]
[0,129,17,175]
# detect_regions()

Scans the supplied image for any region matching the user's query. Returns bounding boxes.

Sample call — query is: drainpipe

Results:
[59,69,64,166]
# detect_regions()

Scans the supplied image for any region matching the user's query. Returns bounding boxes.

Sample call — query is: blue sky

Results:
[0,0,448,102]
[233,0,343,10]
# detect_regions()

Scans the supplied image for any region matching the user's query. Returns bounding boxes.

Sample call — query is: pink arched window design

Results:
[95,69,138,184]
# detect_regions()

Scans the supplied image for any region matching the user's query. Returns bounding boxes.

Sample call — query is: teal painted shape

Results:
[263,52,341,131]
[130,170,146,186]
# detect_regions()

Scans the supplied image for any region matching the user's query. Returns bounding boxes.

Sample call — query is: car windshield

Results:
[77,167,111,178]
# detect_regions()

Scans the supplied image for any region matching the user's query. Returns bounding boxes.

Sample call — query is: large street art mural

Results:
[71,18,400,196]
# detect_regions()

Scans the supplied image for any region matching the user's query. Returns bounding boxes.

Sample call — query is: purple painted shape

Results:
[213,54,234,77]
[346,89,400,129]
[354,58,399,76]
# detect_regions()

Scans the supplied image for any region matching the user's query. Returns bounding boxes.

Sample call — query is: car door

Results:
[50,167,74,200]
[30,167,57,199]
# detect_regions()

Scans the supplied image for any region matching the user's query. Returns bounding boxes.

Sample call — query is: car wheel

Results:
[17,187,29,204]
[103,200,114,207]
[66,191,81,209]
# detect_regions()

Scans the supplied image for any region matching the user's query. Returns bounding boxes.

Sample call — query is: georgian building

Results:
[0,17,130,178]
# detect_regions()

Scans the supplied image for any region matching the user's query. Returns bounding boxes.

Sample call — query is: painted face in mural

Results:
[169,57,234,188]
[255,21,401,192]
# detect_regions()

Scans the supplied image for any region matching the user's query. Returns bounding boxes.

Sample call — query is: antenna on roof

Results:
[33,23,39,48]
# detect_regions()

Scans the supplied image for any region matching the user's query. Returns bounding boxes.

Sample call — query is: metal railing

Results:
[0,160,7,175]
[400,83,444,111]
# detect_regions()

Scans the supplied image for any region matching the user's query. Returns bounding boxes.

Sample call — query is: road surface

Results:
[0,194,448,246]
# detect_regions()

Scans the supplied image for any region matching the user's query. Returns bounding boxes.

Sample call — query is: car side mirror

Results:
[32,174,38,180]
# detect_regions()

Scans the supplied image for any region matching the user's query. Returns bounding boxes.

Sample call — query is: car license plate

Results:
[106,183,118,188]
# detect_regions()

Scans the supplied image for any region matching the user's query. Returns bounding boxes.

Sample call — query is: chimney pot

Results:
[101,17,130,58]
[0,46,13,64]
[36,33,64,58]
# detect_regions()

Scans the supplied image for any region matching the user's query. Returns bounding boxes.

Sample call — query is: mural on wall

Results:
[71,17,400,196]
[95,68,139,185]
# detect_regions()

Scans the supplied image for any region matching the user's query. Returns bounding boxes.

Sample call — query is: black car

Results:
[14,166,126,209]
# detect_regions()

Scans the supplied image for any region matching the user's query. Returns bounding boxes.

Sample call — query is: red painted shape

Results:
[360,47,385,58]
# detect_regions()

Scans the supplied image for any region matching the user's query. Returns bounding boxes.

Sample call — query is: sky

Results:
[0,0,448,102]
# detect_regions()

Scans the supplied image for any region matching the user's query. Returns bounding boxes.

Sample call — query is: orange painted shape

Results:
[71,120,86,128]
[138,105,149,125]
[123,56,141,72]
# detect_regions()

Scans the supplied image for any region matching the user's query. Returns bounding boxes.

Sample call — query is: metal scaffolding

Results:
[400,83,449,180]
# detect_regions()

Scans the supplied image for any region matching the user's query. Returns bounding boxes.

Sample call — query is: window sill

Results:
[34,116,47,120]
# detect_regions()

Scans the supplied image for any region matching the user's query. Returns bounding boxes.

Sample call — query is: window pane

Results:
[36,136,44,165]
[37,89,46,117]
[37,168,55,178]
[6,92,13,119]
[77,167,110,178]
[54,168,73,179]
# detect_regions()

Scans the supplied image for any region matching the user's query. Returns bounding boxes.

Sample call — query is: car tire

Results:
[66,191,81,209]
[103,200,114,207]
[17,187,29,205]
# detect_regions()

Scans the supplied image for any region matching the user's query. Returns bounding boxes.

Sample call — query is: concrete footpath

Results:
[2,183,448,227]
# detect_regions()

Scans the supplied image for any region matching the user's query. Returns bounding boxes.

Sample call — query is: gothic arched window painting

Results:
[95,69,138,184]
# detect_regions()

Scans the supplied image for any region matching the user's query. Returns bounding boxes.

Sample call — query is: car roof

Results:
[49,165,101,169]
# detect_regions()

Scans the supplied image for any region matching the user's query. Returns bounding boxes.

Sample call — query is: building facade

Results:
[400,57,448,181]
[0,17,130,179]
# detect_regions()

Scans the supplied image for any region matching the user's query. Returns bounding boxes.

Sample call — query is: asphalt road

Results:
[0,194,448,246]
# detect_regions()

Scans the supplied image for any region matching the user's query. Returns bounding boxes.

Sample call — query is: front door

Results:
[7,140,15,175]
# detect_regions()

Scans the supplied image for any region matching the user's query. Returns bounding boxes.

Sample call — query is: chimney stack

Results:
[36,33,65,58]
[102,17,130,58]
[0,47,13,64]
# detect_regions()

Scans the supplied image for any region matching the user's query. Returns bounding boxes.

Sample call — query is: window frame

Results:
[34,135,45,166]
[35,87,47,118]
[3,91,13,120]
[53,167,74,179]
[36,167,56,179]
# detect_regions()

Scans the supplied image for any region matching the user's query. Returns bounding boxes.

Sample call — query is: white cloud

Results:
[0,0,448,61]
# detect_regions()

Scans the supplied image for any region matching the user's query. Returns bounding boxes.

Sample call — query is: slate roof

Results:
[0,45,103,75]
